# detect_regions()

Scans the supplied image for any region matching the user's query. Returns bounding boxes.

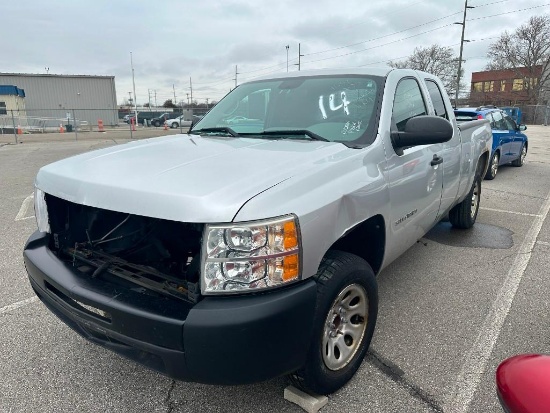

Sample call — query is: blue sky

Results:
[3,0,549,105]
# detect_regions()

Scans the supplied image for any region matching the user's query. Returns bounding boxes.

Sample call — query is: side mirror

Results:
[518,124,527,131]
[391,116,453,149]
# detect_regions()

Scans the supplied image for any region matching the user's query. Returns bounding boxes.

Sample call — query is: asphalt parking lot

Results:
[1,126,549,412]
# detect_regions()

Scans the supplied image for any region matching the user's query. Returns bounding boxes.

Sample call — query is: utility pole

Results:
[286,45,289,72]
[295,43,304,71]
[234,65,239,88]
[189,77,193,106]
[154,90,157,108]
[454,0,474,108]
[148,89,152,110]
[130,53,137,124]
[173,84,177,106]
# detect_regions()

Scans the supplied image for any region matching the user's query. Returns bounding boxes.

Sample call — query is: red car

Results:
[496,354,550,412]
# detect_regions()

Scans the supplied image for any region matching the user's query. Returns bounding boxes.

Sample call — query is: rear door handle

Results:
[431,155,443,166]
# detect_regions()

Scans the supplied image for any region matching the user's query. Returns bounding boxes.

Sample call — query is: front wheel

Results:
[485,152,499,180]
[153,120,160,127]
[511,145,527,167]
[290,251,378,395]
[449,175,481,229]
[171,122,178,129]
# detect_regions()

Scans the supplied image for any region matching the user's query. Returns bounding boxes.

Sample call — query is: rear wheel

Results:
[153,120,160,127]
[171,122,178,128]
[449,175,481,229]
[512,145,527,167]
[290,251,378,395]
[485,152,499,180]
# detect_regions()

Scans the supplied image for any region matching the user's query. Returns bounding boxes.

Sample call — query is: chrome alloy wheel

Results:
[322,283,368,371]
[471,178,481,220]
[490,154,499,177]
[520,146,527,164]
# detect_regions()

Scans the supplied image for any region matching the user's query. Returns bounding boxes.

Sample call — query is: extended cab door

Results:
[424,78,461,216]
[385,77,444,247]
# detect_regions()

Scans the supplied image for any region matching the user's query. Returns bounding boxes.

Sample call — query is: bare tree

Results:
[388,44,464,96]
[486,15,550,104]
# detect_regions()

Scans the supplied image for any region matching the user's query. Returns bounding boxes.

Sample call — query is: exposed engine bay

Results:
[45,194,203,303]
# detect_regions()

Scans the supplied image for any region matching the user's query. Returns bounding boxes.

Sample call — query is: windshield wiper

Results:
[258,130,330,142]
[191,127,240,137]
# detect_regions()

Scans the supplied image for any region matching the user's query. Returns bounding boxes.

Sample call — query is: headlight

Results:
[202,215,301,294]
[34,187,51,233]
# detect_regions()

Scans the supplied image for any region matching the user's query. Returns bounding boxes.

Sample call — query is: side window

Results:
[491,111,507,130]
[392,78,427,132]
[503,114,517,131]
[486,113,496,129]
[425,80,449,119]
[0,102,6,115]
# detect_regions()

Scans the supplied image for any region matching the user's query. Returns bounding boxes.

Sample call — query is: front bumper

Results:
[24,231,317,385]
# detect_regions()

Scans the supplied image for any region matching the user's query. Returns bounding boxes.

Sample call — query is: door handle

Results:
[431,155,443,166]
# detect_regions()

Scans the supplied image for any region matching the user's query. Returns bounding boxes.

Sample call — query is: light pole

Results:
[285,45,289,73]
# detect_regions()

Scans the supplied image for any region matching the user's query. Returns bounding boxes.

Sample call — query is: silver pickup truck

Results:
[24,68,492,395]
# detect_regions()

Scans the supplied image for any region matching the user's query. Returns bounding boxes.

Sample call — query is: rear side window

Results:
[425,80,448,119]
[392,78,427,131]
[490,111,507,130]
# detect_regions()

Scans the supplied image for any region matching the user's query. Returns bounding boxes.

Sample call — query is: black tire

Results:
[485,152,499,180]
[153,120,160,127]
[171,122,178,129]
[290,250,378,395]
[511,144,527,167]
[449,175,481,229]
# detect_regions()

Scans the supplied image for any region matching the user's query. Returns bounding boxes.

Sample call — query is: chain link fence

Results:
[0,108,203,143]
[519,105,550,126]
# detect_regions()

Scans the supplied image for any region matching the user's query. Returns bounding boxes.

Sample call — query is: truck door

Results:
[386,77,444,247]
[425,79,461,216]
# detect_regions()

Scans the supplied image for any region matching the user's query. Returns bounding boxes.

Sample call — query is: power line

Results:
[467,3,550,21]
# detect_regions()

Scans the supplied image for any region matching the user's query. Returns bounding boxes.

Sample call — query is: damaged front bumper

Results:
[24,231,317,385]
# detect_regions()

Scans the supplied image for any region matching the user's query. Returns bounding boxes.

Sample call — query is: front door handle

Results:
[431,154,443,166]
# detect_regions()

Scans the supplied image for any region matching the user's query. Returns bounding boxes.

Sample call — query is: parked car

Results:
[123,114,132,123]
[25,68,491,395]
[496,354,550,413]
[150,113,172,127]
[454,106,528,180]
[166,115,192,128]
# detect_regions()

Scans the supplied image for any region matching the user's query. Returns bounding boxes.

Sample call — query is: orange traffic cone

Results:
[97,119,105,132]
[163,121,168,131]
[17,125,22,135]
[131,117,136,131]
[59,124,65,134]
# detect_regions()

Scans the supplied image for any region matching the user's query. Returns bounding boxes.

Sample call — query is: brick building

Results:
[469,66,543,106]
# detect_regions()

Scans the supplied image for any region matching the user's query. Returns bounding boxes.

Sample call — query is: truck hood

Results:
[36,134,350,223]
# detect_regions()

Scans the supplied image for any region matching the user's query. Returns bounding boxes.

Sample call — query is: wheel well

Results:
[329,215,385,275]
[478,150,490,177]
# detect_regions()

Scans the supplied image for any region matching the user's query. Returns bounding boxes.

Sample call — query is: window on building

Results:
[472,82,483,92]
[526,77,538,88]
[483,81,494,92]
[425,79,448,119]
[512,79,523,91]
[0,102,6,115]
[500,80,507,92]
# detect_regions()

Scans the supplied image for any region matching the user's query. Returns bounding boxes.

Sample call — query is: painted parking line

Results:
[480,207,542,218]
[15,194,34,221]
[445,191,550,413]
[0,296,39,315]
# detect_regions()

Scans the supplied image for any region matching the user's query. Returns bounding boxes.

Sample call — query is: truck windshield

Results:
[192,75,383,146]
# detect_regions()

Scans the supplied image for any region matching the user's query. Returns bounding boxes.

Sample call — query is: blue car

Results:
[454,106,528,180]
